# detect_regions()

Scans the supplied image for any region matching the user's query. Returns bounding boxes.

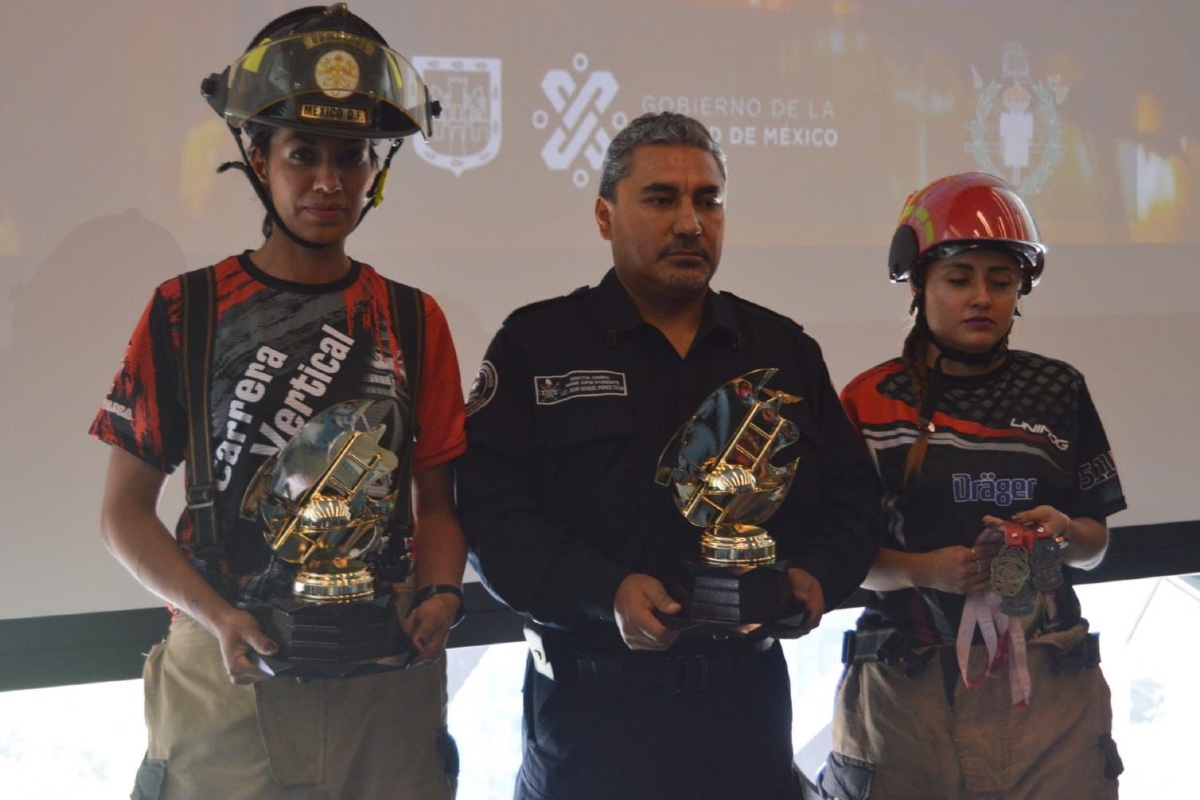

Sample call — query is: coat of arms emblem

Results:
[412,57,501,177]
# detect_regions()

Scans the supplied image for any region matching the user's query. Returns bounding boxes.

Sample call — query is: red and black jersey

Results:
[841,351,1126,645]
[90,253,466,597]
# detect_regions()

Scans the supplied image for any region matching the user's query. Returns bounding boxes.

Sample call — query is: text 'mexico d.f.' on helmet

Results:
[201,3,436,142]
[887,172,1046,295]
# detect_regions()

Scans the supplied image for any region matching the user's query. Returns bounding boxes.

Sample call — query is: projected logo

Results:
[533,53,626,189]
[966,43,1067,195]
[412,57,502,177]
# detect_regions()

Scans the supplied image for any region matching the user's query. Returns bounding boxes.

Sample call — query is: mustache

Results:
[659,237,709,262]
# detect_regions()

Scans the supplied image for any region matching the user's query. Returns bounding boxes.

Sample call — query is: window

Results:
[2,576,1194,798]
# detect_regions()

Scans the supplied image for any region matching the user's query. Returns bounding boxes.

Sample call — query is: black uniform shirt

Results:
[458,269,885,651]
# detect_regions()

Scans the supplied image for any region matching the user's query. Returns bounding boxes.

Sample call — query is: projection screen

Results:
[1,0,1197,619]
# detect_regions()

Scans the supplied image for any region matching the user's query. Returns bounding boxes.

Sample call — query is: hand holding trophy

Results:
[239,398,413,677]
[654,369,810,639]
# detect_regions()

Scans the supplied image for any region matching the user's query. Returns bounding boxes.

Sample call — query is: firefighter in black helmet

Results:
[93,6,464,799]
[202,2,440,247]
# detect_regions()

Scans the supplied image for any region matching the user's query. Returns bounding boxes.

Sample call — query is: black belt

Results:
[842,628,1101,678]
[841,628,934,677]
[542,638,774,695]
[1051,631,1102,672]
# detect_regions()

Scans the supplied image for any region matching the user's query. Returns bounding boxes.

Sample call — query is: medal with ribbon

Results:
[958,520,1067,707]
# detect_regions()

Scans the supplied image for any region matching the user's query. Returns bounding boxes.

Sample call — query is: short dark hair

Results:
[597,112,727,201]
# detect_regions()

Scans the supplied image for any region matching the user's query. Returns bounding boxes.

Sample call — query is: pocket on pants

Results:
[130,754,167,800]
[1100,733,1124,781]
[818,752,874,800]
[438,725,460,779]
[140,641,167,758]
[254,678,326,786]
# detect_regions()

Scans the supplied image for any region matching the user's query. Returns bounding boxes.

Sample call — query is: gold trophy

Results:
[654,369,808,638]
[240,398,411,677]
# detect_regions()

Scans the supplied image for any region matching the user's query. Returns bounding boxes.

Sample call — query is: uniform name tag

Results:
[534,370,627,405]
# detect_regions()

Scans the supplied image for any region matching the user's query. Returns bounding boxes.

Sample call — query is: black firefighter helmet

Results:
[201,3,436,141]
[199,4,440,247]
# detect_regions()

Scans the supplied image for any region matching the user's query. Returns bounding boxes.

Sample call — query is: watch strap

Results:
[412,584,465,627]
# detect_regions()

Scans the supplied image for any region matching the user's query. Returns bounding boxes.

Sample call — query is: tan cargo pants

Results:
[824,624,1121,800]
[132,614,456,800]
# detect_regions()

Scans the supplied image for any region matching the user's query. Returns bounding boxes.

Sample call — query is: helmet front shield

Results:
[206,31,433,140]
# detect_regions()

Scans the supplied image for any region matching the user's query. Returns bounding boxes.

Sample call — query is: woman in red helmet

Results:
[820,173,1126,799]
[90,5,464,798]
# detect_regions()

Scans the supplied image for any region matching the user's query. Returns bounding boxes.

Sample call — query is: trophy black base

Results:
[250,593,413,679]
[658,560,809,641]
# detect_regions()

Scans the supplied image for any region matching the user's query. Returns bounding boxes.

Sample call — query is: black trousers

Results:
[514,640,804,800]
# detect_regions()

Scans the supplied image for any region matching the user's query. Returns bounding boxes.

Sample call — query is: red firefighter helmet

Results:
[888,172,1046,295]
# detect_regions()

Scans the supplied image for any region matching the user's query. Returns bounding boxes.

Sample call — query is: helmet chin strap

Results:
[910,288,1011,368]
[909,291,1010,441]
[216,125,404,251]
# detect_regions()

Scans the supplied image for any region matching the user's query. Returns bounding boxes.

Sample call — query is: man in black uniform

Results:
[457,111,884,799]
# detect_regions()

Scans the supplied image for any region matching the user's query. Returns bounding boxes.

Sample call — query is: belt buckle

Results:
[876,630,930,678]
[875,630,906,665]
[665,654,709,694]
[186,483,216,510]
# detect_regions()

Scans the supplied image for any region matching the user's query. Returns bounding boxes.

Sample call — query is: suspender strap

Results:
[179,267,232,597]
[386,281,424,529]
[177,271,424,590]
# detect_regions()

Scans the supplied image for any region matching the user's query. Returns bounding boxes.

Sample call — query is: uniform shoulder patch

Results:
[465,360,499,416]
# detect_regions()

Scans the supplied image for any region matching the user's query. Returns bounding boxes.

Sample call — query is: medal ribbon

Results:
[956,527,1032,707]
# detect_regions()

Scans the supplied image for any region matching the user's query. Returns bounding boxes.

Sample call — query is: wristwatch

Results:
[412,583,465,627]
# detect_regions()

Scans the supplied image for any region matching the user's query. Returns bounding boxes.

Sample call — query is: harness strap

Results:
[386,281,423,524]
[369,280,424,582]
[177,270,427,592]
[180,267,233,598]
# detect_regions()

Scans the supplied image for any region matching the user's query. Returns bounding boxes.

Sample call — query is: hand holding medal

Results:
[957,512,1072,705]
[981,515,1069,616]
